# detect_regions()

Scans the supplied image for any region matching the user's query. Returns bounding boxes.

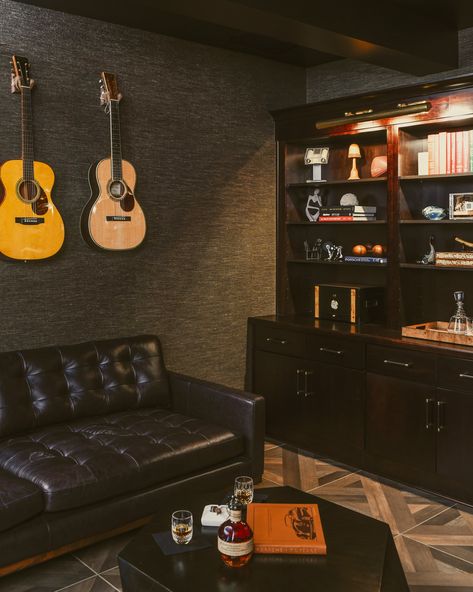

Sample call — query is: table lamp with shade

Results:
[348,143,361,180]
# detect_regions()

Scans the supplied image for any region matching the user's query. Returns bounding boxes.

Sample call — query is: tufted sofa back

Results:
[0,335,171,439]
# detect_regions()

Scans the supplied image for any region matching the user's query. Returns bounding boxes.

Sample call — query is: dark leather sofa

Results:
[0,335,264,575]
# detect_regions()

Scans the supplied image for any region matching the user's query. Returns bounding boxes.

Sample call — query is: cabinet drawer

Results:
[307,334,365,369]
[438,357,473,392]
[367,345,435,384]
[253,325,305,358]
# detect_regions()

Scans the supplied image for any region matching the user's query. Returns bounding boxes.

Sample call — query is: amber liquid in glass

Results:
[218,508,254,568]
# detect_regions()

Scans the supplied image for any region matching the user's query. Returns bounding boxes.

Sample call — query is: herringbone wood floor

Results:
[1,442,472,591]
[262,441,473,591]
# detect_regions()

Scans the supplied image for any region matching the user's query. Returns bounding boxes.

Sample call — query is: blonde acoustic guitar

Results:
[0,56,64,260]
[81,72,146,251]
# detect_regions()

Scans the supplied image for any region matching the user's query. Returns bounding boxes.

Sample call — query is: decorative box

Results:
[314,283,384,324]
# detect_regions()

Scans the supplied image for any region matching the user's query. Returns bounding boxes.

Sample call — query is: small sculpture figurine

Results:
[305,189,323,222]
[422,206,447,221]
[340,192,359,206]
[304,239,323,260]
[418,235,436,265]
[321,240,343,261]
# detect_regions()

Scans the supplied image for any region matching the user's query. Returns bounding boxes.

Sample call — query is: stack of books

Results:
[427,131,473,175]
[318,206,377,222]
[344,255,387,264]
[436,251,473,267]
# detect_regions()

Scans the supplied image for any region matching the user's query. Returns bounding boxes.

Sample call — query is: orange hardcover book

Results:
[246,503,327,555]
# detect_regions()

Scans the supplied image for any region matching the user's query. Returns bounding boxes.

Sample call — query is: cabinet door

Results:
[366,373,435,473]
[253,350,307,442]
[305,361,364,458]
[436,388,473,489]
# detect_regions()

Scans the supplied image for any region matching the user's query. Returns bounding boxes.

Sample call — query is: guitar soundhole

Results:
[108,180,126,200]
[17,179,40,203]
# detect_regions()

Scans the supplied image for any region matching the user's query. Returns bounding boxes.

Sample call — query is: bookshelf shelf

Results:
[286,177,387,189]
[399,173,473,181]
[399,219,473,224]
[401,263,473,271]
[287,221,386,226]
[288,259,387,268]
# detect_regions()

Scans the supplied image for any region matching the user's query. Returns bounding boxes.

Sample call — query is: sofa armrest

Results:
[168,371,265,479]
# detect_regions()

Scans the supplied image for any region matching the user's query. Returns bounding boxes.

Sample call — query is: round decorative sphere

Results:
[372,244,384,255]
[371,156,387,178]
[352,244,367,256]
[340,192,359,206]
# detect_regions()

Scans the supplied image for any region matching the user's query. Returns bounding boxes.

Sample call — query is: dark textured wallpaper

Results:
[306,28,473,102]
[0,0,305,388]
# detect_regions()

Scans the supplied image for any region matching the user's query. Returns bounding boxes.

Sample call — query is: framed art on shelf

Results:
[449,192,473,220]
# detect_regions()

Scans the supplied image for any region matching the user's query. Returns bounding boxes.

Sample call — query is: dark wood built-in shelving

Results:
[247,74,473,513]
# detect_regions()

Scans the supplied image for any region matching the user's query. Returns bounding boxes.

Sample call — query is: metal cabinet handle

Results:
[266,337,287,345]
[296,369,304,396]
[319,347,343,356]
[459,372,473,379]
[304,371,313,398]
[383,359,412,368]
[437,401,446,432]
[425,398,435,430]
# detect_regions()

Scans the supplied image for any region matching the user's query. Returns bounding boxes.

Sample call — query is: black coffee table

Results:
[118,486,408,592]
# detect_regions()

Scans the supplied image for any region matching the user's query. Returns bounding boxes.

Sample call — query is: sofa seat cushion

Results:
[0,468,44,532]
[0,408,244,513]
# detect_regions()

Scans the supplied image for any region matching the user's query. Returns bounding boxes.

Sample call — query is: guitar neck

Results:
[109,100,123,181]
[21,86,35,182]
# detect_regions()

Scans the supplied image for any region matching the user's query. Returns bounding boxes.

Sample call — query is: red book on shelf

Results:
[456,131,463,173]
[438,131,447,174]
[318,216,353,222]
[463,130,469,173]
[446,132,451,174]
[432,134,439,174]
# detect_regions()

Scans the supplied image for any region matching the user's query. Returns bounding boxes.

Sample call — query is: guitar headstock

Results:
[11,55,35,93]
[99,72,122,108]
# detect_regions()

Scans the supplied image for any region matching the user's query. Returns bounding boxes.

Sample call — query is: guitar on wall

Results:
[81,72,146,251]
[0,55,65,260]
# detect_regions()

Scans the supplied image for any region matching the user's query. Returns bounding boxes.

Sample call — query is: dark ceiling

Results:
[12,0,473,75]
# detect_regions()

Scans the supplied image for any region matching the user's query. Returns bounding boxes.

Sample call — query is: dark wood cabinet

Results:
[248,316,473,505]
[436,388,473,490]
[366,373,436,474]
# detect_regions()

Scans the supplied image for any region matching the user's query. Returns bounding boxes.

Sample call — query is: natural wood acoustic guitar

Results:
[0,56,65,260]
[81,72,146,251]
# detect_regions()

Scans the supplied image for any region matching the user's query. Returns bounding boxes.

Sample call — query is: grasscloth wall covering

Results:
[0,0,305,388]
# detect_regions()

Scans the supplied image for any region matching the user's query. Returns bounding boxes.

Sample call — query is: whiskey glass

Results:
[234,476,254,505]
[171,510,193,544]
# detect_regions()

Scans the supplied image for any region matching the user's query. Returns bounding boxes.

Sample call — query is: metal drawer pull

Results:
[437,401,446,432]
[266,337,287,345]
[383,359,412,368]
[296,369,304,396]
[319,347,343,355]
[459,372,473,379]
[304,371,313,398]
[425,398,435,430]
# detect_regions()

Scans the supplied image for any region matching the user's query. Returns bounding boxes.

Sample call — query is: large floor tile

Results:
[0,555,93,592]
[312,472,453,535]
[395,534,473,591]
[73,532,136,574]
[405,505,473,566]
[56,576,117,592]
[98,568,121,592]
[263,445,353,491]
[264,441,280,452]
